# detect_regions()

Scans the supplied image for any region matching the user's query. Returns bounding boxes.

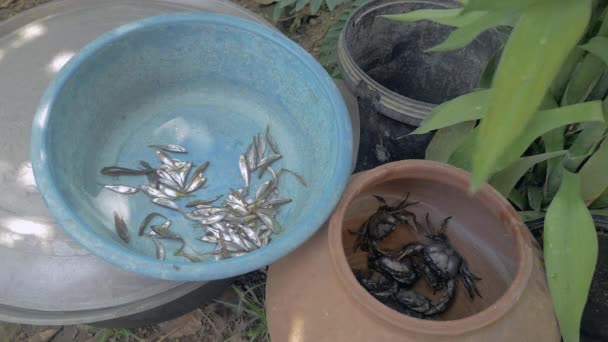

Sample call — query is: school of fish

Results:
[101,125,306,262]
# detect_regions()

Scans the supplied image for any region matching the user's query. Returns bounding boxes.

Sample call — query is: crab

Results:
[392,278,456,317]
[351,194,419,252]
[368,246,418,287]
[393,214,482,299]
[354,269,399,300]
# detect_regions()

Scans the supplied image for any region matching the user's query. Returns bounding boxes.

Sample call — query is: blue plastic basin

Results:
[30,13,352,281]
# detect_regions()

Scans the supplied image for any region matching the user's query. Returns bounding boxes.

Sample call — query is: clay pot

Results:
[266,160,559,341]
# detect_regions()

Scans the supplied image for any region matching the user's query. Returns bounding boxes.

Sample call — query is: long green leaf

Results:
[310,0,323,14]
[495,101,604,171]
[489,150,567,196]
[479,51,501,88]
[550,48,586,100]
[471,0,592,190]
[545,170,598,342]
[326,0,341,11]
[428,11,518,52]
[543,127,565,203]
[562,54,605,106]
[412,90,489,134]
[448,129,478,171]
[528,185,543,211]
[464,0,543,12]
[295,0,309,11]
[579,138,608,204]
[590,187,608,209]
[519,210,545,221]
[425,122,476,162]
[278,0,297,8]
[509,189,527,210]
[382,9,463,23]
[581,36,608,66]
[564,122,608,171]
[272,4,285,21]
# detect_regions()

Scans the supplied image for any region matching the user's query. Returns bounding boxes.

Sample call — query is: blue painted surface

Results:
[30,13,352,281]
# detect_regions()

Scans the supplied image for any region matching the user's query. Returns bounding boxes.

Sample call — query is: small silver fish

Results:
[190,161,210,181]
[279,168,308,187]
[199,235,218,244]
[138,212,168,236]
[100,166,152,177]
[185,195,223,208]
[264,198,293,207]
[148,144,187,153]
[104,184,139,194]
[140,184,172,199]
[255,211,279,233]
[266,125,280,154]
[152,198,182,212]
[199,212,227,225]
[157,169,183,190]
[245,138,257,171]
[257,154,282,178]
[155,149,176,168]
[184,174,207,193]
[239,224,262,248]
[256,133,266,160]
[150,237,166,260]
[175,161,193,187]
[224,214,257,224]
[159,185,182,199]
[239,154,249,188]
[255,180,274,201]
[113,212,130,243]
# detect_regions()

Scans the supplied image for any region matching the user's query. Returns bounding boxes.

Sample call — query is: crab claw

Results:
[460,263,482,299]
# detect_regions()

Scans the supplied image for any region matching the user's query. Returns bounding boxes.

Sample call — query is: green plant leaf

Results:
[425,122,476,162]
[579,138,608,204]
[590,187,608,209]
[272,4,285,21]
[562,54,605,106]
[428,11,518,52]
[528,185,543,211]
[471,0,593,190]
[278,0,297,8]
[382,9,489,28]
[519,210,545,221]
[479,51,501,88]
[326,0,342,11]
[489,150,567,196]
[295,0,309,11]
[550,49,586,100]
[382,9,463,23]
[588,69,608,101]
[509,189,527,210]
[564,121,608,171]
[463,0,543,12]
[495,101,605,171]
[310,0,324,14]
[448,129,478,171]
[544,170,598,342]
[412,90,489,134]
[581,36,608,65]
[542,127,565,203]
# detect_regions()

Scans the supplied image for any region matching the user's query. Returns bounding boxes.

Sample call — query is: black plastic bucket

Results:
[527,216,608,342]
[338,0,503,172]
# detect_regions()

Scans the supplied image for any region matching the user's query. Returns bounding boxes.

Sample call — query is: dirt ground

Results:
[0,0,339,341]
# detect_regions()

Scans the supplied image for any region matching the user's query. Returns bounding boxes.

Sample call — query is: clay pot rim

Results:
[327,160,533,335]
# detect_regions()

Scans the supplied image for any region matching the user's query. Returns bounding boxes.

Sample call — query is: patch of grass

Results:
[87,327,143,342]
[216,284,269,342]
